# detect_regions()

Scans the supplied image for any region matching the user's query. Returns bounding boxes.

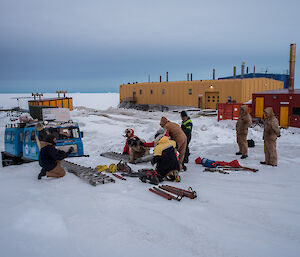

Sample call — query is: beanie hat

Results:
[45,134,56,145]
[181,111,188,118]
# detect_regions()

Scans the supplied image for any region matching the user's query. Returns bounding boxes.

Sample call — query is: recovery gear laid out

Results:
[112,173,127,180]
[139,169,160,185]
[149,187,182,201]
[195,157,258,172]
[100,151,153,164]
[117,160,140,177]
[148,185,197,200]
[61,160,115,186]
[195,157,217,168]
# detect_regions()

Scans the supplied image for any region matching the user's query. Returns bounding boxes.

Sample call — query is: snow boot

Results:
[236,152,242,155]
[182,164,187,171]
[241,155,248,159]
[166,170,181,182]
[38,169,46,180]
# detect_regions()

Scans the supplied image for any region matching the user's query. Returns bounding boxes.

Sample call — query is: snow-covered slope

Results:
[0,93,300,257]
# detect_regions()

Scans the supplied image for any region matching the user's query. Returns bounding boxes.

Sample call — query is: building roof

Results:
[29,97,71,102]
[253,88,300,95]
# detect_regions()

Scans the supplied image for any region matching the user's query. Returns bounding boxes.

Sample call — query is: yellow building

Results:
[120,78,284,109]
[28,97,73,111]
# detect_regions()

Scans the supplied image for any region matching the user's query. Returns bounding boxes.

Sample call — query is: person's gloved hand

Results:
[140,142,144,146]
[68,147,74,154]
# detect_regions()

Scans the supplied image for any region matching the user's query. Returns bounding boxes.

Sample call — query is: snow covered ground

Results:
[0,93,300,257]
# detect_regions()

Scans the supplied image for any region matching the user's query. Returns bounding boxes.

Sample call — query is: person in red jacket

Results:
[123,128,135,155]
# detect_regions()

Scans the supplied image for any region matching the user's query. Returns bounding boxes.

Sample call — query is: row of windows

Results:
[5,131,36,143]
[138,89,193,95]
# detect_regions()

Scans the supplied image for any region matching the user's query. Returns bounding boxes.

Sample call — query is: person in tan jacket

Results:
[260,107,280,166]
[160,116,187,169]
[236,105,252,159]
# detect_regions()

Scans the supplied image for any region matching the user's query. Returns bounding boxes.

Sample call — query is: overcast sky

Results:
[0,0,299,93]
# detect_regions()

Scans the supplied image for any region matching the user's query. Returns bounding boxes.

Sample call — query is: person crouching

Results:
[127,136,150,163]
[38,134,73,179]
[151,130,181,182]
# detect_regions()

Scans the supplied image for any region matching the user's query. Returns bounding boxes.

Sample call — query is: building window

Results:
[228,96,232,102]
[11,131,14,141]
[162,89,165,95]
[188,89,192,95]
[140,89,142,95]
[292,107,300,115]
[150,89,153,95]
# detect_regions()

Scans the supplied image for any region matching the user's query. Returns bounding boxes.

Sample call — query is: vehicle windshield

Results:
[45,127,80,140]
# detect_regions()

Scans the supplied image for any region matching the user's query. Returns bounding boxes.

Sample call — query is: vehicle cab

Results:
[22,121,84,161]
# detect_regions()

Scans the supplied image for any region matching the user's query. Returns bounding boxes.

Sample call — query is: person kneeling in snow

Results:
[127,136,150,163]
[38,134,73,180]
[151,129,181,182]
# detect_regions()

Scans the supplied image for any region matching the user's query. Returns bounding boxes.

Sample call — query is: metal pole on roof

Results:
[213,69,215,80]
[191,73,193,81]
[253,65,256,77]
[289,43,296,92]
[166,72,168,82]
[233,66,236,78]
[241,61,245,79]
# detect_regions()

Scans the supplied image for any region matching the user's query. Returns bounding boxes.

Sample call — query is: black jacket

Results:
[181,117,193,144]
[152,136,180,177]
[39,142,69,171]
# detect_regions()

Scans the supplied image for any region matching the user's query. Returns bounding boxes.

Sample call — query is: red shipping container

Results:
[224,104,233,120]
[217,103,225,121]
[233,103,243,120]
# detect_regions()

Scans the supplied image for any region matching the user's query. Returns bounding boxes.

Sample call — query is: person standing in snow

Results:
[260,107,280,166]
[38,134,73,179]
[160,116,187,170]
[180,111,193,166]
[122,128,135,155]
[236,105,252,159]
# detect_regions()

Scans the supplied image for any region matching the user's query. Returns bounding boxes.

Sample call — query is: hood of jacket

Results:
[264,107,275,119]
[239,105,249,118]
[160,116,168,127]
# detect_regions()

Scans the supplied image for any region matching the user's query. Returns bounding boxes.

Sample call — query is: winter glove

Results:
[139,142,144,146]
[67,147,74,154]
[150,159,155,166]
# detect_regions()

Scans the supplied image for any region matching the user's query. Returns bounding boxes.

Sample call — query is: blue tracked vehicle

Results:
[2,121,85,167]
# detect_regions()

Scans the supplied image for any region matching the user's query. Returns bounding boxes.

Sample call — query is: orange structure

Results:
[120,78,283,109]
